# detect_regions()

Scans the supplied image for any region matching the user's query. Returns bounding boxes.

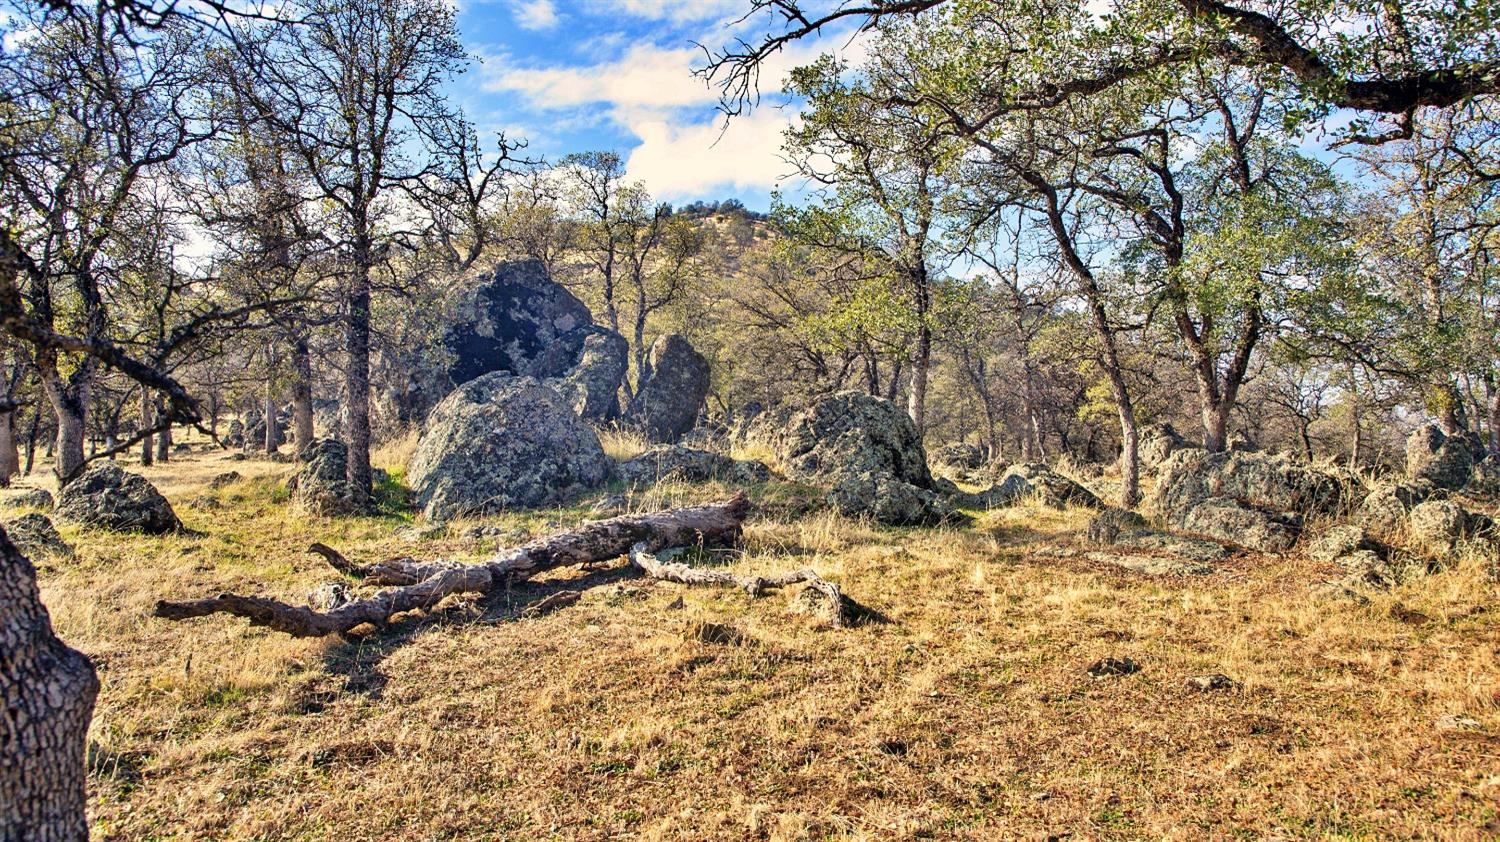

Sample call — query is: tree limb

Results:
[154,494,753,637]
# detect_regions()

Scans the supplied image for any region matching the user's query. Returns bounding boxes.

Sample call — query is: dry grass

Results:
[10,449,1500,840]
[597,426,652,462]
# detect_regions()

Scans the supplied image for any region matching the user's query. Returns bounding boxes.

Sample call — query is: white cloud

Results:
[483,43,713,110]
[624,108,796,198]
[511,0,559,30]
[584,0,742,23]
[482,31,867,198]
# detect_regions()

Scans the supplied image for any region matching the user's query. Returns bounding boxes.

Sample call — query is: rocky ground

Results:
[4,436,1498,840]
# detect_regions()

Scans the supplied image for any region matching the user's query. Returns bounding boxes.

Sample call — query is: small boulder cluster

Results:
[401,259,715,520]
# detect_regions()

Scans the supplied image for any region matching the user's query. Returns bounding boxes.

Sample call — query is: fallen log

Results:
[629,543,849,627]
[154,492,751,637]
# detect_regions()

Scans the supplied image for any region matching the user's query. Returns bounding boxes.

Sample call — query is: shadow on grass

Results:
[318,562,640,700]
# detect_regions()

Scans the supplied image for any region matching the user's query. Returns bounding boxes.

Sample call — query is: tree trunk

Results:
[263,375,279,456]
[157,493,754,637]
[139,388,153,467]
[344,242,374,510]
[884,358,903,404]
[907,322,930,435]
[39,370,87,486]
[1489,383,1500,454]
[0,406,16,487]
[290,336,314,448]
[155,395,171,464]
[23,403,40,476]
[1202,399,1232,454]
[0,527,99,842]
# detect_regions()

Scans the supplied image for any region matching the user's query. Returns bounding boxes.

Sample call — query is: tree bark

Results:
[908,320,931,436]
[39,368,88,486]
[138,389,153,467]
[344,238,374,510]
[155,395,171,465]
[156,493,753,638]
[0,408,17,488]
[290,336,314,448]
[263,373,279,456]
[0,527,99,842]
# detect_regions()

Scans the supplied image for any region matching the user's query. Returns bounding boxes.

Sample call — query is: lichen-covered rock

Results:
[1174,496,1300,552]
[1087,507,1149,545]
[545,328,627,421]
[1304,524,1379,563]
[930,442,985,472]
[1356,480,1440,536]
[778,392,930,488]
[1140,422,1191,471]
[54,464,180,534]
[3,488,53,510]
[618,445,770,487]
[827,472,957,526]
[771,391,955,525]
[1146,448,1359,553]
[288,439,358,515]
[208,471,241,490]
[626,334,711,443]
[1405,425,1473,490]
[2,513,73,558]
[993,463,1103,509]
[444,258,597,384]
[1407,499,1490,560]
[408,373,610,520]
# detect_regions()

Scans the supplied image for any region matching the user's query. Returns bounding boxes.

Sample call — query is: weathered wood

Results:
[154,493,751,637]
[521,589,581,618]
[628,543,848,627]
[1,527,99,841]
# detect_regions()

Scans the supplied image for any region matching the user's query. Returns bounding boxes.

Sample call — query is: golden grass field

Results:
[5,444,1500,841]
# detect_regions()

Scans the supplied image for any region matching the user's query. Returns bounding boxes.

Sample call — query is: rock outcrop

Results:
[434,259,629,421]
[771,391,955,525]
[626,334,711,443]
[990,463,1103,510]
[1407,500,1494,561]
[408,373,611,521]
[547,329,628,421]
[1140,422,1192,471]
[618,445,769,487]
[3,488,53,510]
[288,439,357,515]
[54,464,180,534]
[1147,448,1358,553]
[1405,425,1475,490]
[1,513,73,558]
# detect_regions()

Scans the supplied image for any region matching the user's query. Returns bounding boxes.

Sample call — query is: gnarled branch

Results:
[629,543,849,627]
[154,493,753,637]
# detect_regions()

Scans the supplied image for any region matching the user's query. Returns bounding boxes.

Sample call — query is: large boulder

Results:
[408,373,611,520]
[424,258,630,423]
[1147,448,1357,553]
[1407,500,1494,561]
[1140,422,1192,471]
[545,328,628,421]
[54,464,180,534]
[626,334,711,443]
[1405,425,1474,490]
[827,472,956,526]
[1356,480,1440,537]
[992,463,1103,509]
[618,445,769,487]
[771,391,955,525]
[288,439,357,515]
[778,391,931,488]
[3,488,54,510]
[2,513,73,558]
[445,258,596,384]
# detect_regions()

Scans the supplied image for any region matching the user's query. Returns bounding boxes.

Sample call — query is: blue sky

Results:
[449,0,857,210]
